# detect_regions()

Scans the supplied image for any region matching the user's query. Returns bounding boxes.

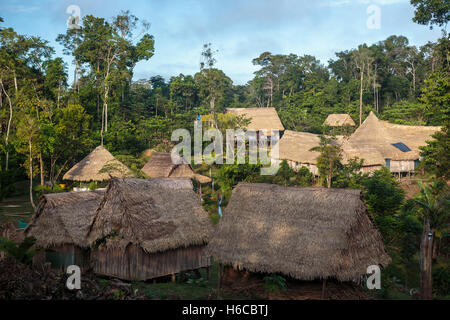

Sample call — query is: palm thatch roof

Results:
[63,146,133,182]
[206,183,391,282]
[87,178,214,254]
[342,112,441,165]
[226,107,284,136]
[275,130,343,166]
[141,152,211,184]
[275,130,321,165]
[24,190,105,249]
[324,114,356,127]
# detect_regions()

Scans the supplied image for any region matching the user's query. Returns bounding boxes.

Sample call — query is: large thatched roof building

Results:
[87,178,213,281]
[342,112,441,173]
[273,130,344,175]
[141,152,211,183]
[226,107,284,136]
[324,114,356,127]
[63,146,133,182]
[206,183,390,282]
[273,130,321,175]
[25,190,105,270]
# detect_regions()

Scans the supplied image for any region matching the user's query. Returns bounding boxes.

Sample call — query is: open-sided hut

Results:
[206,183,390,290]
[63,145,133,182]
[324,114,356,127]
[87,178,213,281]
[141,152,211,183]
[24,190,105,270]
[226,107,284,137]
[341,112,441,174]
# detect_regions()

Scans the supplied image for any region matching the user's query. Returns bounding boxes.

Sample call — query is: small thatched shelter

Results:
[87,178,213,281]
[63,146,133,182]
[25,190,105,270]
[342,112,441,174]
[141,152,211,184]
[206,183,390,283]
[226,107,284,136]
[324,114,356,127]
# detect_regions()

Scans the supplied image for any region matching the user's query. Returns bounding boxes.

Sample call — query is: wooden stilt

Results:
[321,279,327,300]
[217,263,222,295]
[171,273,176,283]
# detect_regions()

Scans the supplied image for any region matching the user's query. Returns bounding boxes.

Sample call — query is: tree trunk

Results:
[419,219,433,300]
[29,139,36,210]
[359,70,364,126]
[0,79,13,171]
[39,152,44,186]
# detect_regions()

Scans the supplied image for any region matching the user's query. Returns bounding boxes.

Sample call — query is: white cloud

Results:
[0,5,40,13]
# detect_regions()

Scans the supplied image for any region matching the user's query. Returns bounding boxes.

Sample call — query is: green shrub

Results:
[433,265,450,296]
[263,274,287,293]
[0,237,37,265]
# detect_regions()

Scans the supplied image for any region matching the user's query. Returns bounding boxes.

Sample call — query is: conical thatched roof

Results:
[141,152,211,184]
[206,183,391,282]
[342,112,441,165]
[324,114,356,127]
[87,178,213,254]
[63,146,133,182]
[25,190,105,249]
[226,107,284,136]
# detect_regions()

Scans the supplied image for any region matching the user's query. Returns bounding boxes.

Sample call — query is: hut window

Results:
[414,159,419,169]
[385,159,390,169]
[392,142,411,152]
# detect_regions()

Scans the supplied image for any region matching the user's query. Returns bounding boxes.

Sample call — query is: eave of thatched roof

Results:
[87,178,213,254]
[342,112,441,164]
[226,107,284,135]
[324,114,356,126]
[25,190,105,249]
[206,183,391,282]
[63,146,134,182]
[141,152,211,183]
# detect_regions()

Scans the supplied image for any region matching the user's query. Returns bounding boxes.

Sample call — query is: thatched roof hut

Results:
[273,130,343,175]
[226,107,284,136]
[63,146,133,182]
[342,112,441,173]
[141,152,211,184]
[25,190,105,270]
[324,114,356,127]
[206,183,391,282]
[87,178,213,280]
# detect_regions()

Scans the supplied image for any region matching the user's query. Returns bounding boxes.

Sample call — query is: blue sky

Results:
[0,0,444,85]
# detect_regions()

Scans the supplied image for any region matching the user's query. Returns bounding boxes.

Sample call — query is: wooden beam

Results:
[321,279,327,300]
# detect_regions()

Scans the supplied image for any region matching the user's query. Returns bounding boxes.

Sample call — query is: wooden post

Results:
[217,263,222,295]
[171,273,176,283]
[321,279,327,300]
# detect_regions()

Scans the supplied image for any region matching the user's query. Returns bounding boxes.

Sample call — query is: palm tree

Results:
[414,181,449,300]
